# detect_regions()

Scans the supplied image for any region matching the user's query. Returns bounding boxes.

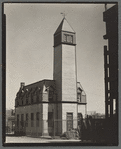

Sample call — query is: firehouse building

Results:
[15,18,87,137]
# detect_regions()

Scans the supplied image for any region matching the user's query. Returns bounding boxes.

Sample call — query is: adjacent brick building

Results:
[103,4,118,144]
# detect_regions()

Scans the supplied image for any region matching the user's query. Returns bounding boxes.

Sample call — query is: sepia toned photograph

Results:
[2,2,118,146]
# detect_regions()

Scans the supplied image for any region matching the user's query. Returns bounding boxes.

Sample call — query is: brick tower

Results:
[53,18,77,134]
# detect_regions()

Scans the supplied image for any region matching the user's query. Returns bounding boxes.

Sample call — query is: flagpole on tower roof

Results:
[105,3,107,11]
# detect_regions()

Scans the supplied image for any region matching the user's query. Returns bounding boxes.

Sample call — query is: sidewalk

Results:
[5,136,81,143]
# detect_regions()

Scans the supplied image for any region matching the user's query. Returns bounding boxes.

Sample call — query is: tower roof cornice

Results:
[54,18,75,35]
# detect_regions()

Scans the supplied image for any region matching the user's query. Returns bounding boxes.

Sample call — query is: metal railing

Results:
[13,118,106,141]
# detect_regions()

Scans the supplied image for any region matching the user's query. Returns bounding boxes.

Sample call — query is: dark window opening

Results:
[48,112,53,127]
[36,112,40,127]
[36,96,39,103]
[26,113,28,127]
[17,114,19,127]
[21,114,24,127]
[21,99,23,105]
[31,113,34,127]
[26,98,28,104]
[31,95,33,104]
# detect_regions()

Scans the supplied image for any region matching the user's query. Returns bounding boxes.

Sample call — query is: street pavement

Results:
[5,136,81,143]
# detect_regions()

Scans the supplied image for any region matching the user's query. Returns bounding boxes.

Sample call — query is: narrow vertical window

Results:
[17,101,19,107]
[21,114,24,127]
[31,94,33,104]
[63,34,67,42]
[36,112,39,127]
[107,68,109,77]
[17,114,19,127]
[107,55,109,64]
[48,112,53,127]
[21,99,23,105]
[108,82,110,90]
[108,93,110,101]
[108,105,110,117]
[113,99,116,114]
[36,95,39,103]
[26,113,28,127]
[26,98,28,104]
[31,113,34,127]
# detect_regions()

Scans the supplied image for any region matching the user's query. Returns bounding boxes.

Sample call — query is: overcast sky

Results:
[4,3,115,113]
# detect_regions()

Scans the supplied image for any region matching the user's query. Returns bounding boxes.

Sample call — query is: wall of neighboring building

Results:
[103,4,118,119]
[6,109,15,133]
[15,103,43,137]
[103,5,118,144]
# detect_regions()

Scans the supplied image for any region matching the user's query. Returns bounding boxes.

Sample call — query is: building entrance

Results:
[67,113,73,131]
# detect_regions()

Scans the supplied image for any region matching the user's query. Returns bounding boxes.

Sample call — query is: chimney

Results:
[21,82,25,89]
